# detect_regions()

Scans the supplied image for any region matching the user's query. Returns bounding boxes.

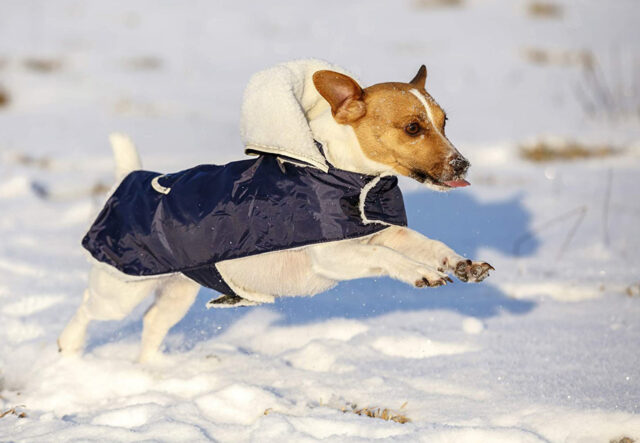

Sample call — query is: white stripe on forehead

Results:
[409,88,441,135]
[409,88,459,157]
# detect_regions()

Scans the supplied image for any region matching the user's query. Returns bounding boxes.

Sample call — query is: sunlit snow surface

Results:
[1,0,639,441]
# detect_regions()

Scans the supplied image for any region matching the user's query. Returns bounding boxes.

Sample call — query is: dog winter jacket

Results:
[84,59,408,298]
[82,153,407,296]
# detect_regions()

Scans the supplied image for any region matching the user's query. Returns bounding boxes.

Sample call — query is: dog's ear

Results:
[409,65,427,89]
[313,70,366,124]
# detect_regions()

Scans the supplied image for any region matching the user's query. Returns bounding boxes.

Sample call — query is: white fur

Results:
[409,88,461,160]
[309,107,393,175]
[408,88,466,195]
[109,133,141,181]
[59,63,479,363]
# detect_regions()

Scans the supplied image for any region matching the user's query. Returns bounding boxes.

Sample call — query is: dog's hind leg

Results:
[139,275,200,363]
[57,288,94,354]
[58,266,161,355]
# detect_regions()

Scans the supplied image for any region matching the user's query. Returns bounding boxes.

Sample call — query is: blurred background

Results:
[1,0,638,170]
[1,1,639,440]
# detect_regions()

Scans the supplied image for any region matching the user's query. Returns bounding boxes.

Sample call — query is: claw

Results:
[454,259,494,283]
[473,263,493,282]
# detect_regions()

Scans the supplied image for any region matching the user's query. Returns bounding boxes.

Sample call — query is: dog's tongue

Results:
[444,179,470,188]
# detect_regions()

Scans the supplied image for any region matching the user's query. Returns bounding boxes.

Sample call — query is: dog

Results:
[58,60,493,362]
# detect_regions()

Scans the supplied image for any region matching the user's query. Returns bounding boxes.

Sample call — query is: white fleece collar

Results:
[240,59,357,172]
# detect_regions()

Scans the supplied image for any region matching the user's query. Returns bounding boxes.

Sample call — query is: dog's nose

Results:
[449,156,470,175]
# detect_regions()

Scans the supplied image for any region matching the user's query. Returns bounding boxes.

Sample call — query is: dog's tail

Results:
[109,133,142,181]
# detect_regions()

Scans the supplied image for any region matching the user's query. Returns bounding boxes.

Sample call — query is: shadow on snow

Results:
[87,189,539,353]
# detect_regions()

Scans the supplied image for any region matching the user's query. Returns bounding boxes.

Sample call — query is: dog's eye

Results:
[405,122,421,136]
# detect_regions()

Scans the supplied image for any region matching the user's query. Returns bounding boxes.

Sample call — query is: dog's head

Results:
[313,66,470,190]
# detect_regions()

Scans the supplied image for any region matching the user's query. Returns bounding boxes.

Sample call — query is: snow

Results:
[1,0,639,441]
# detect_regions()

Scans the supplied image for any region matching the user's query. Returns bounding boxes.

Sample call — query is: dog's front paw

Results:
[390,262,452,288]
[412,267,453,288]
[454,259,494,283]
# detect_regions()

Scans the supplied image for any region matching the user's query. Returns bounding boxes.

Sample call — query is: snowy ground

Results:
[1,0,639,441]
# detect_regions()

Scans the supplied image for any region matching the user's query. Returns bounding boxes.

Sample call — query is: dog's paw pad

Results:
[207,294,259,308]
[415,275,452,288]
[455,260,494,283]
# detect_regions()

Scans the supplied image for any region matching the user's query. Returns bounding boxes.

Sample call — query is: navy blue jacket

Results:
[82,153,407,295]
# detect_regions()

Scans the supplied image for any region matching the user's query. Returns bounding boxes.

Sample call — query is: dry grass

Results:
[123,56,163,71]
[23,57,62,73]
[0,85,9,109]
[0,407,27,419]
[13,153,53,170]
[574,52,640,122]
[341,401,411,424]
[520,138,619,163]
[522,47,593,68]
[113,97,166,117]
[413,0,464,9]
[625,283,640,298]
[90,182,111,196]
[526,1,563,19]
[267,400,411,424]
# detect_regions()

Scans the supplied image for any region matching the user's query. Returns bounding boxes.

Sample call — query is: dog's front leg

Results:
[309,240,452,287]
[369,226,494,283]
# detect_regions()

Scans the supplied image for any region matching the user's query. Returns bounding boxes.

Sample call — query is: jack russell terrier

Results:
[58,59,493,362]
